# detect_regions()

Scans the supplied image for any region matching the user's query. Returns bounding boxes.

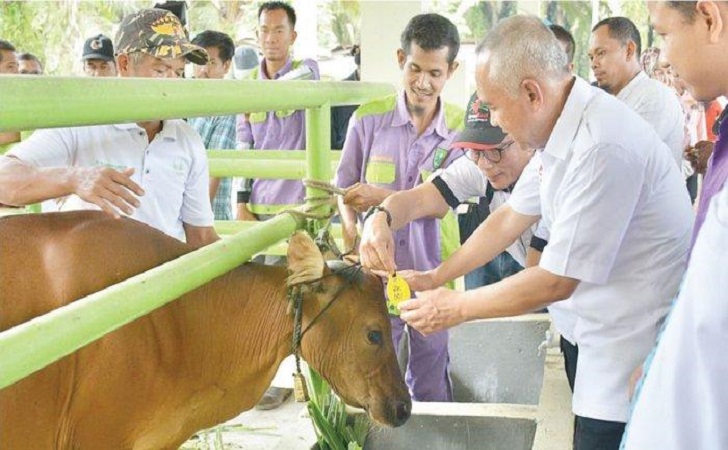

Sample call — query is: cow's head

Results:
[287,231,411,427]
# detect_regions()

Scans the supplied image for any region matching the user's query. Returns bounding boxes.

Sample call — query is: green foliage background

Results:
[0,0,360,75]
[0,1,652,80]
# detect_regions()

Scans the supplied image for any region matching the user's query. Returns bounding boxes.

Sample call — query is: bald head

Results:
[476,15,569,97]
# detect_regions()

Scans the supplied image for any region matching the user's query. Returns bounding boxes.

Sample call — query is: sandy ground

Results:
[180,397,316,450]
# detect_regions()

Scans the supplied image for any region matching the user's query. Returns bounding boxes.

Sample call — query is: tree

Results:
[0,0,144,75]
[462,1,518,43]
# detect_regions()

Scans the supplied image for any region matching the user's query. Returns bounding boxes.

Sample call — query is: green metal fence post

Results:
[305,104,332,233]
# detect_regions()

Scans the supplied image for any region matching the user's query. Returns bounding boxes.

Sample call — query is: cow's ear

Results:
[287,231,325,286]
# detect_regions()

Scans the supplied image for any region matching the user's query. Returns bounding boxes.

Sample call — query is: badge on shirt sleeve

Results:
[433,147,448,170]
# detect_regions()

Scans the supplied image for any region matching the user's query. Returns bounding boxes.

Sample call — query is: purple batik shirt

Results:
[692,111,728,252]
[335,91,464,271]
[236,57,320,210]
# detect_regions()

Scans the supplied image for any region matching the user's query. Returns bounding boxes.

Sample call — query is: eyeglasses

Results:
[465,140,515,164]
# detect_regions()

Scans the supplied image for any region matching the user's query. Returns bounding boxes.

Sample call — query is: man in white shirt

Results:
[588,16,687,172]
[0,9,218,248]
[362,16,693,450]
[620,2,728,448]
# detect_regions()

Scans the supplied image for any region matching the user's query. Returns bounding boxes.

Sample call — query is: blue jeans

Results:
[464,251,523,290]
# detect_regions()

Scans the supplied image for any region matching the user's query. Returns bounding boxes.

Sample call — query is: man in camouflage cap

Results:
[0,8,219,248]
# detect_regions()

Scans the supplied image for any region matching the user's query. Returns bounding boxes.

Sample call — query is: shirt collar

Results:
[260,56,293,80]
[392,90,449,139]
[543,77,597,160]
[617,71,647,100]
[112,121,177,141]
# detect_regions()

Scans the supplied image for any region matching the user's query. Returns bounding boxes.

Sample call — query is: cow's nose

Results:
[392,399,411,427]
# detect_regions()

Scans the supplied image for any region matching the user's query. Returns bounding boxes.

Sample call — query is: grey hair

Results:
[476,15,568,97]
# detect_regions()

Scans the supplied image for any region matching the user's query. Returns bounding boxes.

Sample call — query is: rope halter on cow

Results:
[287,265,358,402]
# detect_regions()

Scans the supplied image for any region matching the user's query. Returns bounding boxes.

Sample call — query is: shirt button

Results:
[407,176,413,183]
[399,239,406,247]
[145,169,150,174]
[139,131,144,136]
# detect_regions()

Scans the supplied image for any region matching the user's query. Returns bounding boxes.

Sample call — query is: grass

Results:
[306,368,371,450]
[179,364,370,450]
[179,424,280,450]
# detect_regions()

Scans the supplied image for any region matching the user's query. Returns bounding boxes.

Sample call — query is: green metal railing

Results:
[0,77,391,132]
[0,76,394,389]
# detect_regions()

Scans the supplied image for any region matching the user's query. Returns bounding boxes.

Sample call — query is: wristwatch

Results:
[363,205,393,227]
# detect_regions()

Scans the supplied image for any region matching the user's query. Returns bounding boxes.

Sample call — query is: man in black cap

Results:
[0,9,218,248]
[359,92,536,288]
[82,34,117,77]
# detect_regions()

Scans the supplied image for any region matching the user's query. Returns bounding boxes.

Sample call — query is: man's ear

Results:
[447,60,460,78]
[521,79,544,110]
[116,54,129,75]
[396,48,406,70]
[698,1,725,44]
[625,40,637,62]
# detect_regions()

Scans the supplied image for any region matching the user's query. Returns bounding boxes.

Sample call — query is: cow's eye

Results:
[367,330,383,346]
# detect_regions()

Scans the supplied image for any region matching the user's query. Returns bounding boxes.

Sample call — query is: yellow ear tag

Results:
[386,273,411,316]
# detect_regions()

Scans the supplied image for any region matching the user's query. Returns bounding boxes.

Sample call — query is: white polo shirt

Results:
[616,71,686,169]
[435,156,535,266]
[508,77,694,422]
[621,185,728,449]
[510,152,579,345]
[9,121,214,241]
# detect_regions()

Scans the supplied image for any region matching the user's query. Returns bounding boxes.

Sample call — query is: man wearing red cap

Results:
[359,93,535,288]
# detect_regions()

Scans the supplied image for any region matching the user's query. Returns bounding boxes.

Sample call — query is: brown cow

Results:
[0,211,410,450]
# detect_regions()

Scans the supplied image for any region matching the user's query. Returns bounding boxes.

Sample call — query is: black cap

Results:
[451,92,507,150]
[82,34,115,62]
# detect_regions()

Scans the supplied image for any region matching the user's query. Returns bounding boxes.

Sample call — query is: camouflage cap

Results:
[115,8,208,65]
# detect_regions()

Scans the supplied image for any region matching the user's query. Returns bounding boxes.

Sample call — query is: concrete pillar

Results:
[360,1,423,85]
[292,0,317,59]
[442,58,469,112]
[517,1,542,15]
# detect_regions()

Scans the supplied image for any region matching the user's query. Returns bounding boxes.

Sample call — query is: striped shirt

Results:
[189,115,237,220]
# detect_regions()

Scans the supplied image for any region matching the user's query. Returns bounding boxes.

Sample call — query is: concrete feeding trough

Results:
[372,314,557,450]
[449,314,551,405]
[364,403,538,450]
[397,314,551,405]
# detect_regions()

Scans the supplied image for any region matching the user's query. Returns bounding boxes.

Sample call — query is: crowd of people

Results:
[0,1,727,449]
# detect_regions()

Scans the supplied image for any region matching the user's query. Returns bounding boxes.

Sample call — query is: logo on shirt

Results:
[433,147,448,170]
[173,157,188,176]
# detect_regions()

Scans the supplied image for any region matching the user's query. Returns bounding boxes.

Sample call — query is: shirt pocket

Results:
[274,109,296,119]
[366,161,396,184]
[249,112,267,124]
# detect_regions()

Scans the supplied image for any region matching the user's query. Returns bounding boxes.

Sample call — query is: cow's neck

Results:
[171,264,297,417]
